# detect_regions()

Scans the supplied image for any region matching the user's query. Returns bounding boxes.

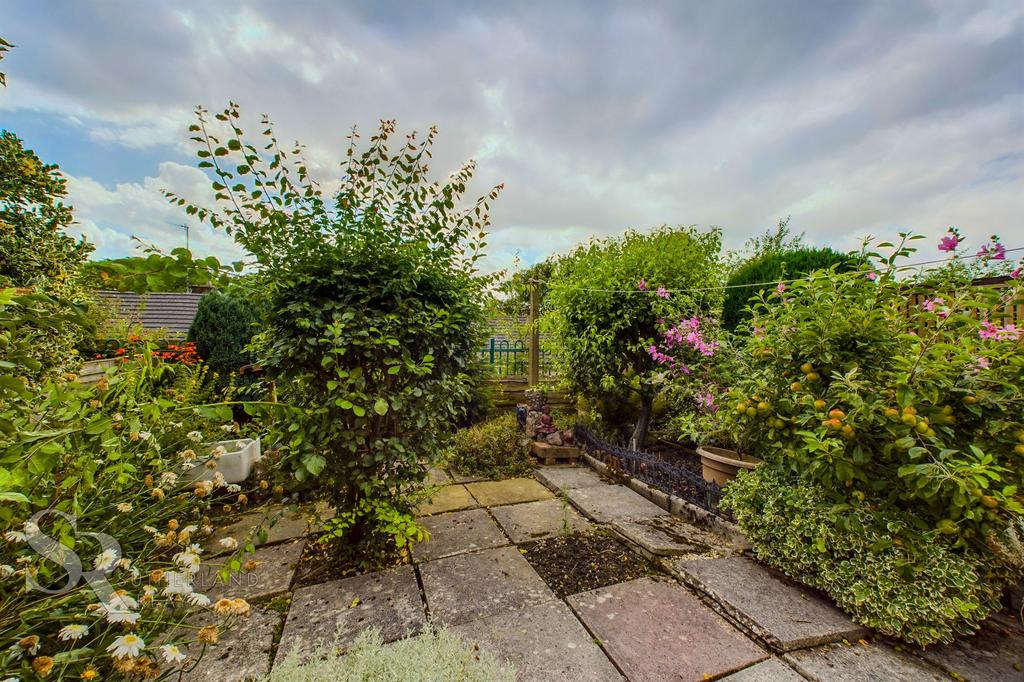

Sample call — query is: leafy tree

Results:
[187,290,256,381]
[0,131,92,292]
[173,105,500,555]
[721,246,858,332]
[0,39,93,377]
[544,225,724,448]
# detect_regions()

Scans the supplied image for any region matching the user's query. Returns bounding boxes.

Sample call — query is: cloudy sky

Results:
[3,1,1022,272]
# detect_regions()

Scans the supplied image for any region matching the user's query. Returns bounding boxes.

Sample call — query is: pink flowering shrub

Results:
[720,233,1024,644]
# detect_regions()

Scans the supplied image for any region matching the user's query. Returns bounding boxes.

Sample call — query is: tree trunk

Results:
[630,393,653,450]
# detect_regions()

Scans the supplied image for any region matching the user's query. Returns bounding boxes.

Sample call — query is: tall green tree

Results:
[544,226,724,447]
[0,132,92,291]
[0,37,93,378]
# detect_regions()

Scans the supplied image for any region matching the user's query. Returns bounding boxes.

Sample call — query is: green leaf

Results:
[373,398,389,416]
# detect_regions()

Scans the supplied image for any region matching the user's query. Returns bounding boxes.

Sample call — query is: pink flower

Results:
[656,287,670,299]
[938,227,961,253]
[979,321,999,339]
[975,356,990,370]
[1011,266,1022,279]
[866,272,877,281]
[776,282,786,294]
[638,278,648,291]
[977,242,1006,261]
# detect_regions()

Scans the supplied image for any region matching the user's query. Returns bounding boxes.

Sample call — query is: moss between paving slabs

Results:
[520,529,661,598]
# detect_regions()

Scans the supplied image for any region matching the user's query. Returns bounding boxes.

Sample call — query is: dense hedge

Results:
[188,290,256,381]
[721,247,857,331]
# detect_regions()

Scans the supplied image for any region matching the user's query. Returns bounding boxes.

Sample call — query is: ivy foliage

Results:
[543,225,724,447]
[721,246,857,331]
[174,104,501,551]
[187,290,256,381]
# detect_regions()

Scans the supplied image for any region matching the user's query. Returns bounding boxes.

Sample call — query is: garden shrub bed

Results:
[449,411,533,480]
[520,530,660,598]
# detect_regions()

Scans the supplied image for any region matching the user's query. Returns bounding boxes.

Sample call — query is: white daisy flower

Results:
[0,565,14,578]
[173,550,202,575]
[211,445,227,459]
[187,592,210,607]
[161,643,187,664]
[138,431,151,441]
[116,503,133,513]
[58,624,89,641]
[163,571,194,596]
[4,531,27,543]
[212,472,226,487]
[107,633,145,658]
[226,484,241,493]
[103,607,140,625]
[187,431,203,443]
[160,472,178,487]
[93,549,119,571]
[218,537,239,550]
[182,526,199,536]
[142,525,158,534]
[112,413,123,422]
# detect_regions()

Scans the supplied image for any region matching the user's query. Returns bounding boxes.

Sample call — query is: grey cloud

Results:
[4,0,1023,271]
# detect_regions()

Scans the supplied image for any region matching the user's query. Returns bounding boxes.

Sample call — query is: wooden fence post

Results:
[528,283,540,386]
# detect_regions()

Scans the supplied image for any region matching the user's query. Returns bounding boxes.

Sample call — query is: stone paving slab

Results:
[784,642,947,681]
[565,484,668,523]
[424,467,452,485]
[918,615,1024,682]
[276,564,426,664]
[534,465,607,491]
[419,545,555,626]
[195,539,305,602]
[415,484,479,516]
[171,607,282,682]
[721,657,805,681]
[567,577,767,681]
[205,505,322,556]
[466,478,554,507]
[490,498,592,543]
[450,600,622,681]
[611,516,729,558]
[449,470,489,484]
[674,556,869,651]
[413,508,508,561]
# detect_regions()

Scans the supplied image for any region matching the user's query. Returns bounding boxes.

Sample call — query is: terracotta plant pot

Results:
[696,446,761,486]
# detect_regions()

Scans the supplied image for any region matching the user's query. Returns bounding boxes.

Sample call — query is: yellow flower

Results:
[33,655,55,677]
[151,488,165,500]
[198,625,218,644]
[81,667,99,680]
[237,494,249,505]
[167,519,179,531]
[213,598,234,615]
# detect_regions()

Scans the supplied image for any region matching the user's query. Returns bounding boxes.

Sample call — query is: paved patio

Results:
[184,464,1024,681]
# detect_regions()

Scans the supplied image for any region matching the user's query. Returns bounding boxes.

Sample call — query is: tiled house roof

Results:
[97,291,206,337]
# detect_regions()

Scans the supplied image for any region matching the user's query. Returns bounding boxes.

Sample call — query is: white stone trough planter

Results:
[179,437,262,485]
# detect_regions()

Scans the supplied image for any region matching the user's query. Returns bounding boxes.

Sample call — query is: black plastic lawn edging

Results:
[572,425,732,520]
